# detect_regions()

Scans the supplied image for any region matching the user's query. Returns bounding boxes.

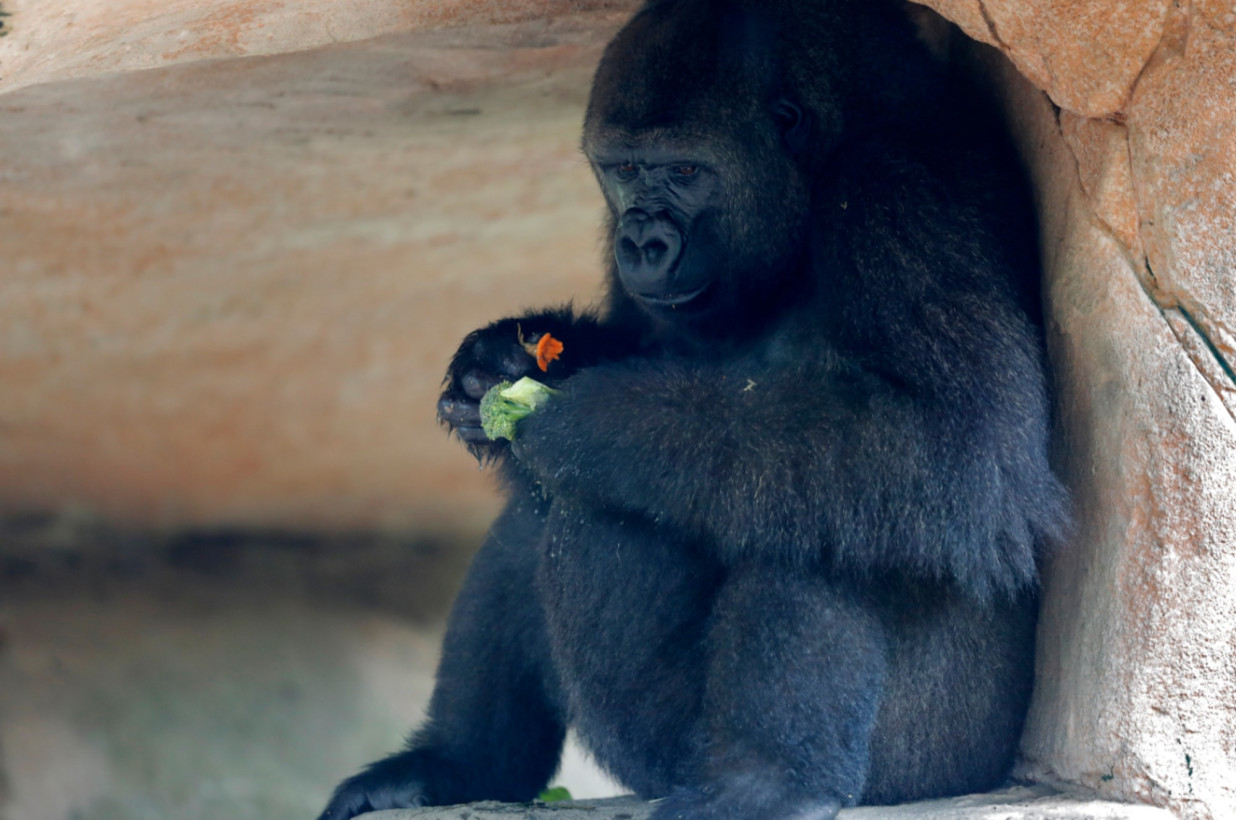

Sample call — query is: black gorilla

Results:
[318,0,1069,818]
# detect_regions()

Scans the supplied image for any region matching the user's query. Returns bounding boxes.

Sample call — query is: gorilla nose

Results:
[615,209,683,291]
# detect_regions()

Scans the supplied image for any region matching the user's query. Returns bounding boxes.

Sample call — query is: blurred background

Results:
[0,2,637,818]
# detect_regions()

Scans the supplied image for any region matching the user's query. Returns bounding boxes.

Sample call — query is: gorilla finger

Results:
[316,789,371,820]
[469,332,537,380]
[437,394,481,428]
[454,425,491,444]
[317,769,430,820]
[461,369,501,400]
[365,782,430,811]
[497,344,537,379]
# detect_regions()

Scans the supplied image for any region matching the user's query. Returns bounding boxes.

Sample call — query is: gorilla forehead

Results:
[585,0,855,143]
[583,124,749,168]
[586,0,775,135]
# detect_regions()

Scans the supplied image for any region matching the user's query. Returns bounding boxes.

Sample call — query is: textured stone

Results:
[947,22,1236,820]
[359,786,1175,819]
[0,0,634,93]
[1124,0,1236,418]
[0,18,628,533]
[910,0,1172,116]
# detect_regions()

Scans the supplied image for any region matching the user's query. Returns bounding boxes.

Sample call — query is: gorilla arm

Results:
[512,351,1029,599]
[510,253,1068,605]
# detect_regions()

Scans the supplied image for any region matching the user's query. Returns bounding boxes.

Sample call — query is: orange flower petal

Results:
[535,333,564,372]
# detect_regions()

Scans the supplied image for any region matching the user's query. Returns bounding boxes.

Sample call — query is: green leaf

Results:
[537,786,573,803]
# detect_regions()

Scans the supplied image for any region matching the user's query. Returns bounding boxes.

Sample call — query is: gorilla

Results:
[317,0,1069,818]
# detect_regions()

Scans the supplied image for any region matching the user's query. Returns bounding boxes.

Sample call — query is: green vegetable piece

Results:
[479,377,561,441]
[537,786,573,803]
[501,376,560,410]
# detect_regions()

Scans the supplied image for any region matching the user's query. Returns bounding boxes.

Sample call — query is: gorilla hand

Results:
[315,753,432,820]
[437,317,556,458]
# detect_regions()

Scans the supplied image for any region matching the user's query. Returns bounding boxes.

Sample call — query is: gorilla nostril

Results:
[618,236,642,269]
[615,210,684,287]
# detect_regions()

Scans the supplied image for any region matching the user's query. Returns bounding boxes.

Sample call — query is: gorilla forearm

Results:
[513,353,1044,599]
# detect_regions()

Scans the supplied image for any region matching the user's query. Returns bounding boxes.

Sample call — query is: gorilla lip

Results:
[638,283,709,307]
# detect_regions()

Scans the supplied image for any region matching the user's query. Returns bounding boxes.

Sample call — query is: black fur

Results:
[317,1,1069,818]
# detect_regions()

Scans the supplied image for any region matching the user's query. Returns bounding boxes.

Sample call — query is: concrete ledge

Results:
[362,784,1176,819]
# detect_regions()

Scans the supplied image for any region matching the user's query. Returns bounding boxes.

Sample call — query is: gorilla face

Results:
[581,0,822,331]
[589,139,723,308]
[586,120,812,327]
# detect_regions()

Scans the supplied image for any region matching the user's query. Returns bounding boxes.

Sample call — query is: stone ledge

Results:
[361,785,1176,820]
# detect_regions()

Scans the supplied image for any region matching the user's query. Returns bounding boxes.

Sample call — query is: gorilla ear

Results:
[773,99,812,155]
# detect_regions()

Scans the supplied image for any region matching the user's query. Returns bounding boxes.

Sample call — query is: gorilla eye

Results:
[674,165,698,177]
[616,162,638,180]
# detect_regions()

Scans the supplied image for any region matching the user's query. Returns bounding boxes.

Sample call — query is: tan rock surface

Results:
[1023,129,1236,819]
[911,0,1172,116]
[0,0,633,93]
[919,3,1236,818]
[361,786,1175,820]
[0,17,630,533]
[1124,0,1236,418]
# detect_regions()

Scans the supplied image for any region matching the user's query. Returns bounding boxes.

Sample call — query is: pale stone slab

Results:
[361,785,1175,820]
[0,0,638,93]
[0,21,621,533]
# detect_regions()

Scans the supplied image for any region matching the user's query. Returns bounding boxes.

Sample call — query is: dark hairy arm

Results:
[512,350,1047,600]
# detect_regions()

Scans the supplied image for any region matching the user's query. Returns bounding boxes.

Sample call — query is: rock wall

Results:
[0,9,635,535]
[0,0,634,93]
[908,2,1236,818]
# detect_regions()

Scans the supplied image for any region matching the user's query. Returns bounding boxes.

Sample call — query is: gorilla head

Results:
[581,0,952,342]
[582,0,921,336]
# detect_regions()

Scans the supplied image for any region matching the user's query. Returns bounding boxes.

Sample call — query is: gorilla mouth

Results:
[637,283,710,307]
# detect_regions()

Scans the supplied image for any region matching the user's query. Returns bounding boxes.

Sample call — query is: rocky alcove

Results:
[0,2,1231,819]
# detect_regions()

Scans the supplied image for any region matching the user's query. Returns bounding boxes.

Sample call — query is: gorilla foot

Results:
[316,755,432,820]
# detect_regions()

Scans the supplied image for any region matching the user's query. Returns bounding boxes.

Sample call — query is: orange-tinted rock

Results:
[912,0,1172,116]
[920,3,1236,818]
[0,0,634,93]
[1057,114,1142,259]
[0,21,627,533]
[1125,0,1236,417]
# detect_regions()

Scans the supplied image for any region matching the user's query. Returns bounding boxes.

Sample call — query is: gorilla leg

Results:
[317,497,566,819]
[537,504,722,798]
[651,569,889,820]
[862,588,1037,804]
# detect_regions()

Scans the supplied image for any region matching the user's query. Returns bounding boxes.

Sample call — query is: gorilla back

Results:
[317,1,1069,819]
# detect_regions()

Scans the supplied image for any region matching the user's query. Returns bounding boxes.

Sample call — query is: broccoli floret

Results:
[479,377,561,441]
